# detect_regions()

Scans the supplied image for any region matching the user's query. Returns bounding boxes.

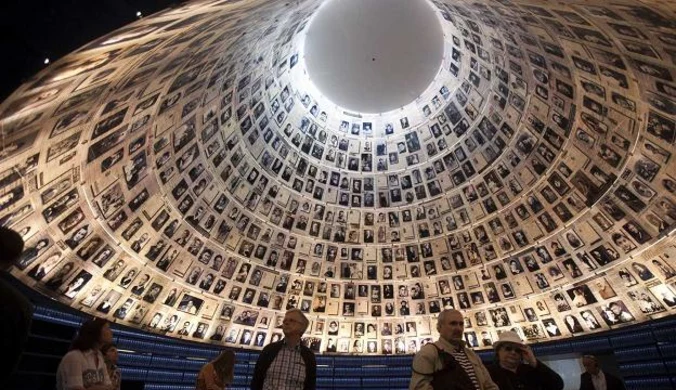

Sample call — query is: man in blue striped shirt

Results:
[410,309,497,390]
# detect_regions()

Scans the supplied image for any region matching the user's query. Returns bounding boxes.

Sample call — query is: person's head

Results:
[581,311,593,321]
[494,331,525,370]
[72,227,88,241]
[71,318,113,351]
[0,227,24,271]
[437,309,464,342]
[213,350,236,383]
[609,302,622,315]
[70,276,86,289]
[150,313,162,327]
[565,315,577,325]
[101,343,118,364]
[282,309,309,339]
[582,355,600,375]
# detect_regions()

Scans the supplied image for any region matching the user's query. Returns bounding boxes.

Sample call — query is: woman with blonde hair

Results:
[196,350,235,390]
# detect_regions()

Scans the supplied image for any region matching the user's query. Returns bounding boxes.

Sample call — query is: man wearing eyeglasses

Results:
[251,309,316,390]
[410,309,498,390]
[486,331,563,390]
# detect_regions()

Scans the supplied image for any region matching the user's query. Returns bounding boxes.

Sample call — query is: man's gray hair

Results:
[437,309,462,329]
[286,308,310,332]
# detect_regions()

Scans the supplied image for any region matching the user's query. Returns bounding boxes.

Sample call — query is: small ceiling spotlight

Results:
[136,11,143,18]
[43,58,50,65]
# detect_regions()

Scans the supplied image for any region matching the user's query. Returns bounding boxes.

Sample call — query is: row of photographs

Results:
[15,203,676,319]
[16,238,676,353]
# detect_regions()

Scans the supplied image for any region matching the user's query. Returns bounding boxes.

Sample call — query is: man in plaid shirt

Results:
[251,309,316,390]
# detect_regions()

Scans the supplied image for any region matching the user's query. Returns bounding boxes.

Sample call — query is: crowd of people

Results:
[408,309,625,390]
[1,227,628,390]
[43,308,624,390]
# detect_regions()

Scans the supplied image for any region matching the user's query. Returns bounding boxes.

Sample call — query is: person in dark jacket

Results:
[487,331,563,390]
[580,355,626,390]
[251,309,316,390]
[0,227,32,387]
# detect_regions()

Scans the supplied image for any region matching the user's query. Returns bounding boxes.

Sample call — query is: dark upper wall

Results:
[0,0,182,101]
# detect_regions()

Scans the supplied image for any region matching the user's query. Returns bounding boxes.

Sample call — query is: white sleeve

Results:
[59,351,84,389]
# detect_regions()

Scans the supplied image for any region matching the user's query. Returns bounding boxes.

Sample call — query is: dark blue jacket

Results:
[251,339,316,390]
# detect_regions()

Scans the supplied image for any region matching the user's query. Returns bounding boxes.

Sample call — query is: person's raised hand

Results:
[521,345,537,366]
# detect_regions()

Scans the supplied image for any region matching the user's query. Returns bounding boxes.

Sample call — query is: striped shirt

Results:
[449,346,480,390]
[262,342,306,390]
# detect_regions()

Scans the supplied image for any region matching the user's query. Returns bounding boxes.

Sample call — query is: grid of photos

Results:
[1,0,676,355]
